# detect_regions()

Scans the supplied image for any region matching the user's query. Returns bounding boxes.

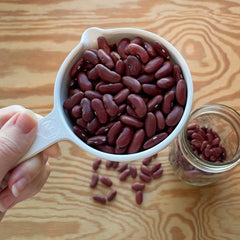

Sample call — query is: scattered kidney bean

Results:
[117,162,128,173]
[140,165,152,176]
[90,173,99,188]
[105,160,113,168]
[92,158,102,170]
[142,156,153,166]
[152,168,163,179]
[132,182,145,191]
[139,172,152,183]
[93,194,106,204]
[119,168,131,181]
[107,190,117,201]
[100,176,113,187]
[151,162,162,174]
[136,191,143,205]
[130,165,138,178]
[64,35,187,155]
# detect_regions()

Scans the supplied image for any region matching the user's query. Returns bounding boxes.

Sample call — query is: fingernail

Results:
[0,188,16,212]
[11,178,27,198]
[15,110,38,134]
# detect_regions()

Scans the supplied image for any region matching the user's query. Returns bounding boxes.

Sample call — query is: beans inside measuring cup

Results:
[63,36,187,154]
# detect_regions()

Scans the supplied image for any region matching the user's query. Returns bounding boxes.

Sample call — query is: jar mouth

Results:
[182,103,240,173]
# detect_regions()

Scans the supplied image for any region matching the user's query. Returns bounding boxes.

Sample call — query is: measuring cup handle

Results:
[19,109,69,164]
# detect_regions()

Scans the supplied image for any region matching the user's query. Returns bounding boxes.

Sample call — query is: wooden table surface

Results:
[0,0,240,239]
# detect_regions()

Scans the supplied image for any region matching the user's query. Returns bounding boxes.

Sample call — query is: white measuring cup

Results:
[21,27,193,163]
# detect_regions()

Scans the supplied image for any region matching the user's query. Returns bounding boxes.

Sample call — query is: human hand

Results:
[0,105,60,220]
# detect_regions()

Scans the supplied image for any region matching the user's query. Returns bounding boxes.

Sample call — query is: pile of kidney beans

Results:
[63,36,187,154]
[90,154,163,205]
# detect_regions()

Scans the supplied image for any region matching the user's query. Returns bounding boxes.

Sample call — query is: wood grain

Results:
[0,0,240,239]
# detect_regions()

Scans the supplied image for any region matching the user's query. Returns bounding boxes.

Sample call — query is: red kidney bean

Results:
[144,56,164,74]
[93,194,106,204]
[112,161,119,169]
[130,165,138,178]
[97,144,115,153]
[131,36,143,45]
[81,98,94,122]
[127,94,147,118]
[165,105,184,127]
[98,36,111,55]
[77,72,93,91]
[125,55,142,77]
[98,83,124,94]
[176,79,187,106]
[143,41,157,57]
[113,88,130,104]
[191,132,204,142]
[96,64,121,83]
[152,168,163,179]
[97,49,114,69]
[87,135,107,146]
[142,84,163,96]
[120,115,144,128]
[151,162,162,174]
[73,125,89,142]
[117,38,130,59]
[87,66,99,81]
[126,105,139,118]
[63,91,84,110]
[107,121,124,145]
[103,94,119,117]
[117,162,128,173]
[173,64,183,82]
[145,112,157,138]
[69,57,84,78]
[92,158,102,170]
[105,160,113,168]
[119,168,130,181]
[153,42,170,59]
[85,90,103,100]
[107,190,117,201]
[212,137,220,146]
[142,156,152,166]
[139,172,151,183]
[140,165,152,176]
[154,61,173,79]
[115,59,125,75]
[91,98,108,124]
[71,105,82,118]
[155,111,165,131]
[111,51,121,63]
[187,122,197,130]
[95,122,114,135]
[157,76,175,89]
[136,191,143,205]
[143,132,168,150]
[122,76,142,93]
[127,129,145,154]
[83,49,99,65]
[162,90,175,114]
[90,173,99,188]
[132,182,145,191]
[87,118,100,133]
[126,43,150,63]
[100,176,113,187]
[137,74,154,84]
[147,95,163,112]
[116,126,134,148]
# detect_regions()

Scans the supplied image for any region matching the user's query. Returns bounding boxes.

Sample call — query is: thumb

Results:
[0,110,38,182]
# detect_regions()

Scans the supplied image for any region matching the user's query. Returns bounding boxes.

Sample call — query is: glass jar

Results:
[168,104,240,186]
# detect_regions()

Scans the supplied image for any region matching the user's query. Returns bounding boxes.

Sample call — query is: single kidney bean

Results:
[126,43,150,63]
[157,76,175,89]
[137,74,154,84]
[117,38,130,59]
[93,194,106,204]
[176,79,187,106]
[63,91,84,110]
[87,118,100,134]
[144,56,164,74]
[73,125,89,142]
[143,41,157,57]
[87,66,99,81]
[92,158,102,170]
[91,98,108,124]
[77,72,93,91]
[173,64,183,82]
[95,122,114,135]
[69,57,84,78]
[111,51,121,63]
[113,88,130,104]
[120,115,144,128]
[97,36,111,55]
[115,145,129,155]
[97,144,115,154]
[81,98,94,122]
[155,110,165,131]
[105,160,113,168]
[103,94,119,117]
[85,90,103,100]
[140,165,152,176]
[71,105,82,118]
[100,176,113,187]
[115,59,125,75]
[165,105,184,127]
[122,76,142,93]
[126,55,142,77]
[161,89,175,114]
[95,64,121,83]
[127,94,147,118]
[107,190,117,201]
[116,126,134,148]
[142,84,163,96]
[136,191,143,205]
[97,49,114,69]
[90,173,99,188]
[98,83,124,94]
[154,61,173,79]
[127,129,145,154]
[82,49,99,65]
[152,167,163,179]
[107,121,124,145]
[82,62,94,71]
[145,112,157,138]
[112,161,119,169]
[117,162,128,172]
[132,182,145,191]
[130,165,138,178]
[76,118,87,129]
[147,95,163,112]
[119,168,131,181]
[142,156,152,166]
[126,105,139,119]
[87,135,107,146]
[139,172,151,183]
[143,132,168,150]
[151,162,162,174]
[153,42,170,59]
[131,36,143,45]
